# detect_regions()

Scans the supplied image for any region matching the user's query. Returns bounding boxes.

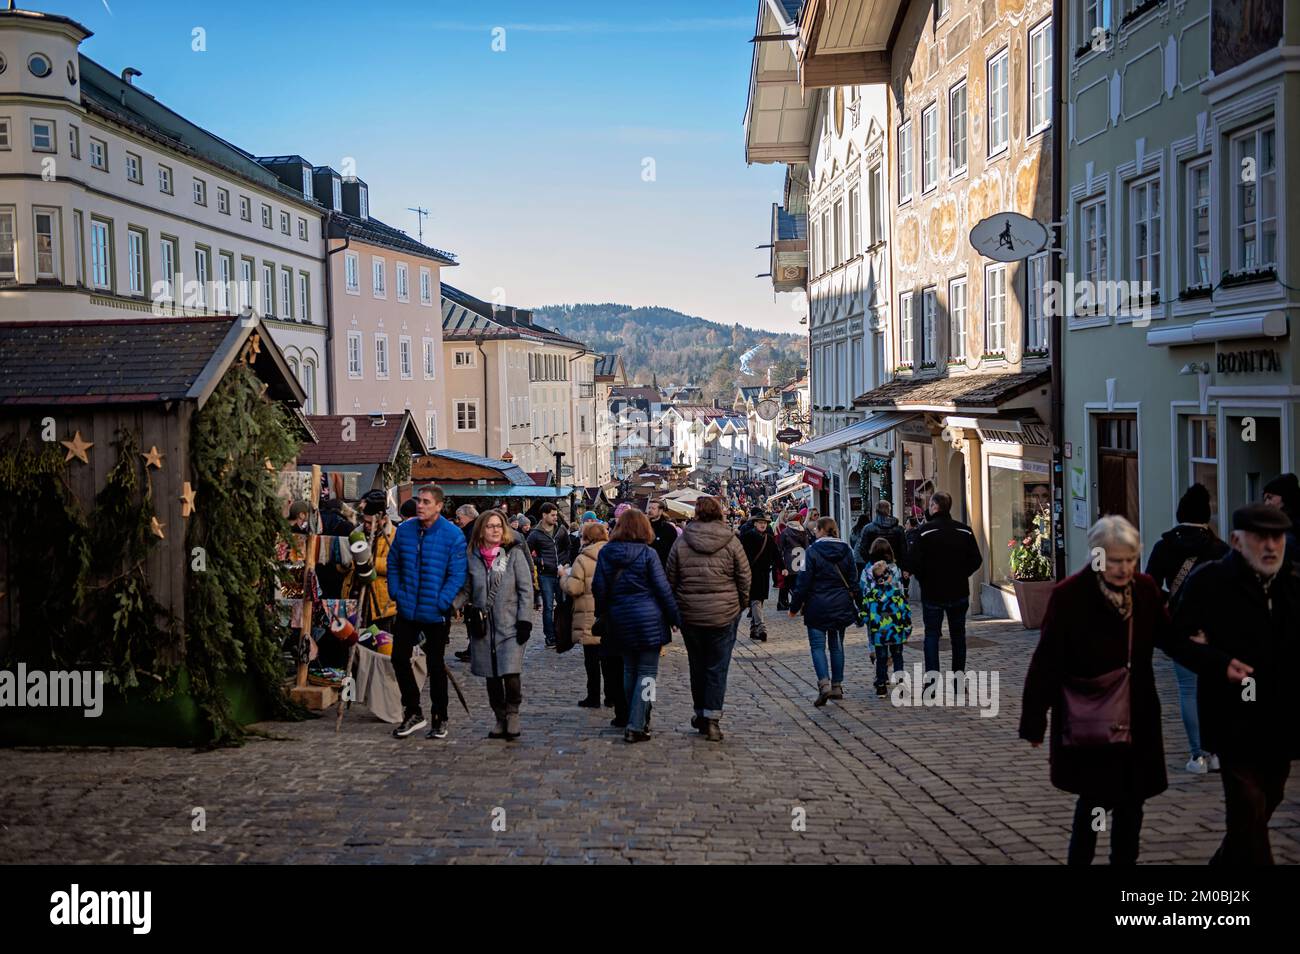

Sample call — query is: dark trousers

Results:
[582,644,620,704]
[776,578,791,610]
[1211,755,1291,865]
[486,673,522,714]
[391,618,450,721]
[922,598,969,673]
[873,644,905,686]
[602,651,627,723]
[1068,796,1145,865]
[681,622,738,720]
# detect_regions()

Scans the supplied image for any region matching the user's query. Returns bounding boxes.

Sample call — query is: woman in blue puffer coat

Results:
[789,516,863,707]
[594,508,681,743]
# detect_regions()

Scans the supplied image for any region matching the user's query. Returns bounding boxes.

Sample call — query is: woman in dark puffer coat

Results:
[789,517,863,707]
[594,508,681,743]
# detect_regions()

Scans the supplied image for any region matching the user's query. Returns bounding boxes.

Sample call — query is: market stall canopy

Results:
[411,449,574,500]
[790,410,918,458]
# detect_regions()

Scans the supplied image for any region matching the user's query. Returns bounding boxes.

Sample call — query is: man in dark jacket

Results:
[528,504,572,647]
[386,484,468,740]
[776,514,808,611]
[1262,472,1299,564]
[902,491,982,676]
[739,513,779,641]
[1171,504,1298,865]
[647,499,677,568]
[855,500,907,572]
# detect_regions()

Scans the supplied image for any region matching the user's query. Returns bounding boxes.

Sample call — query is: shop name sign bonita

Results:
[1217,348,1280,374]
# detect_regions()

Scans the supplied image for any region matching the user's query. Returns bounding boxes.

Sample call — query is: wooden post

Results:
[295,464,321,690]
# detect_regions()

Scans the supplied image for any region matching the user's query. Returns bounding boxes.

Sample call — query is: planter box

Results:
[1012,580,1055,630]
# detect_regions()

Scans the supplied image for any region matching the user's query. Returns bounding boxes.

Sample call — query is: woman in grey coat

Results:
[455,509,534,740]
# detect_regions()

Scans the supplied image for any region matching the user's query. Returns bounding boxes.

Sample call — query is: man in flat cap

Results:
[1171,503,1298,864]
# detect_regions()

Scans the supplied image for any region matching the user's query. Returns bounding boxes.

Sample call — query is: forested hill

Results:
[531,302,805,400]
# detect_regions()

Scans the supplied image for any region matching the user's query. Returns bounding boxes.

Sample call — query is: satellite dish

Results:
[756,399,780,422]
[969,212,1050,262]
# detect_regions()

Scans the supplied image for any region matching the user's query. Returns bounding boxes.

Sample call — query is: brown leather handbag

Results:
[1060,616,1134,747]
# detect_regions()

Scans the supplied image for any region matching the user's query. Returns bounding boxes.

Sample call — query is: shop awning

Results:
[767,483,812,509]
[790,411,918,458]
[774,470,805,493]
[436,484,576,499]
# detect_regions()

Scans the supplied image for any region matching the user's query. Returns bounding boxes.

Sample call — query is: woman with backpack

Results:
[861,537,911,696]
[593,508,681,743]
[789,517,863,707]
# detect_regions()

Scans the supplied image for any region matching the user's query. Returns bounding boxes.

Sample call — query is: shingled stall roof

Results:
[854,369,1051,412]
[0,315,306,409]
[295,412,428,466]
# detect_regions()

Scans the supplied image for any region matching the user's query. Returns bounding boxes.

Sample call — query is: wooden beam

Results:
[800,50,890,89]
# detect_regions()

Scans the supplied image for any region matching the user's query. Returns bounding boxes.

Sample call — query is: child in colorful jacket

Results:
[860,537,911,696]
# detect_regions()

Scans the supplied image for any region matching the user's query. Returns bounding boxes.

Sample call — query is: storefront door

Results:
[1096,414,1139,531]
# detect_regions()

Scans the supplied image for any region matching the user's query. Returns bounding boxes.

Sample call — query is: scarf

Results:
[478,545,502,569]
[1096,573,1133,621]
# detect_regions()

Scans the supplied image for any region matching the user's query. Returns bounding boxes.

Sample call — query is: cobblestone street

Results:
[2,607,1297,864]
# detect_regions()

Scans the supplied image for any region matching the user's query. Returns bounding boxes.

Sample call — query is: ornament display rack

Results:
[286,464,336,711]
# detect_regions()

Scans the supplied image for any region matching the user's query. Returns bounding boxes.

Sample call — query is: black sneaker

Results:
[425,719,448,740]
[453,649,471,662]
[544,636,556,648]
[393,713,427,738]
[577,697,601,708]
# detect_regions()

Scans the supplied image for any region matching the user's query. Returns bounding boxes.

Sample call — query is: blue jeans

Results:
[807,627,845,684]
[922,598,968,674]
[681,623,737,720]
[538,575,559,643]
[1173,660,1202,758]
[623,649,660,733]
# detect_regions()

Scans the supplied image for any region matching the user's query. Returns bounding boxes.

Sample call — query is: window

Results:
[347,332,363,378]
[949,81,967,175]
[899,291,914,366]
[344,252,359,292]
[1188,417,1218,523]
[455,349,475,368]
[812,218,822,275]
[72,211,82,285]
[1026,253,1049,353]
[67,124,79,158]
[921,287,936,364]
[1186,159,1211,288]
[848,186,861,258]
[372,257,385,296]
[33,208,58,279]
[28,53,51,77]
[832,199,844,266]
[1083,0,1111,40]
[125,152,141,183]
[399,336,413,379]
[455,400,479,432]
[867,164,883,245]
[217,188,229,214]
[159,236,177,299]
[921,102,938,193]
[218,253,233,311]
[375,334,389,378]
[426,412,438,449]
[420,267,432,304]
[301,164,313,201]
[31,119,54,152]
[396,262,409,301]
[935,0,949,21]
[423,338,436,379]
[1080,198,1108,306]
[191,178,205,206]
[297,217,307,241]
[948,277,967,361]
[126,228,146,294]
[261,204,272,228]
[985,263,1007,354]
[898,121,914,202]
[1129,176,1161,292]
[358,185,369,219]
[0,119,10,150]
[239,258,253,310]
[89,219,111,289]
[279,267,292,319]
[821,208,832,271]
[158,164,172,194]
[298,271,310,321]
[239,195,251,221]
[1029,19,1053,135]
[279,211,290,235]
[194,246,210,308]
[987,49,1009,156]
[1232,124,1277,271]
[0,207,15,282]
[261,263,273,315]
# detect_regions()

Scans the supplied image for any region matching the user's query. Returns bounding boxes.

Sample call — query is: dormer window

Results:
[331,177,342,212]
[302,165,313,200]
[359,186,368,219]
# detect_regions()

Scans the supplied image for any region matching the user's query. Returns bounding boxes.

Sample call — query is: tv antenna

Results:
[407,206,429,243]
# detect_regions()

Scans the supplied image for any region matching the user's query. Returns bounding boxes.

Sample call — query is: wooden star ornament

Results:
[179,481,197,518]
[61,431,93,464]
[150,516,166,539]
[141,445,165,469]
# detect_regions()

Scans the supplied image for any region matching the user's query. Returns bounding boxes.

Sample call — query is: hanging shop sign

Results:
[777,427,803,444]
[1217,348,1281,374]
[802,465,826,489]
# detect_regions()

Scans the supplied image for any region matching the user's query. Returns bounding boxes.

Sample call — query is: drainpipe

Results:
[1049,0,1067,581]
[323,211,350,415]
[475,333,489,457]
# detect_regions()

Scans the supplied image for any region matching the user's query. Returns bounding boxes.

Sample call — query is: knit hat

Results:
[399,499,418,519]
[1262,473,1299,509]
[361,490,388,516]
[288,500,310,519]
[581,511,599,522]
[1175,483,1212,524]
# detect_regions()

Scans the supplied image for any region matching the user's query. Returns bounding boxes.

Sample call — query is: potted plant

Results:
[1008,507,1055,629]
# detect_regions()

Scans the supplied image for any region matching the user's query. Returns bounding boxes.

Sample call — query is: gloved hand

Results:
[515,620,533,645]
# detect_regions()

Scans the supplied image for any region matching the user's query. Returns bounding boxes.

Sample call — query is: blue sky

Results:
[49,0,801,333]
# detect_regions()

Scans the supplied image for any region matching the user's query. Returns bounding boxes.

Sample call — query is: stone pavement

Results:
[1,606,1296,864]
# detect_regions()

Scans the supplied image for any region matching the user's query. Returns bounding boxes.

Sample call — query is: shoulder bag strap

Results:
[1168,555,1199,599]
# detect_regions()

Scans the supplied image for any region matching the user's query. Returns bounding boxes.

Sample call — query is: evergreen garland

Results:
[186,361,304,744]
[379,437,412,489]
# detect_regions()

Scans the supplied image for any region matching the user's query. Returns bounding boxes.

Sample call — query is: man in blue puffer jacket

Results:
[385,484,468,740]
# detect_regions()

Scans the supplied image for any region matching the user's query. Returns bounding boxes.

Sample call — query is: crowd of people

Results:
[359,468,1297,866]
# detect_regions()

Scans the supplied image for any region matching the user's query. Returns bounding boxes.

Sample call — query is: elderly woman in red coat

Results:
[1019,515,1187,865]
